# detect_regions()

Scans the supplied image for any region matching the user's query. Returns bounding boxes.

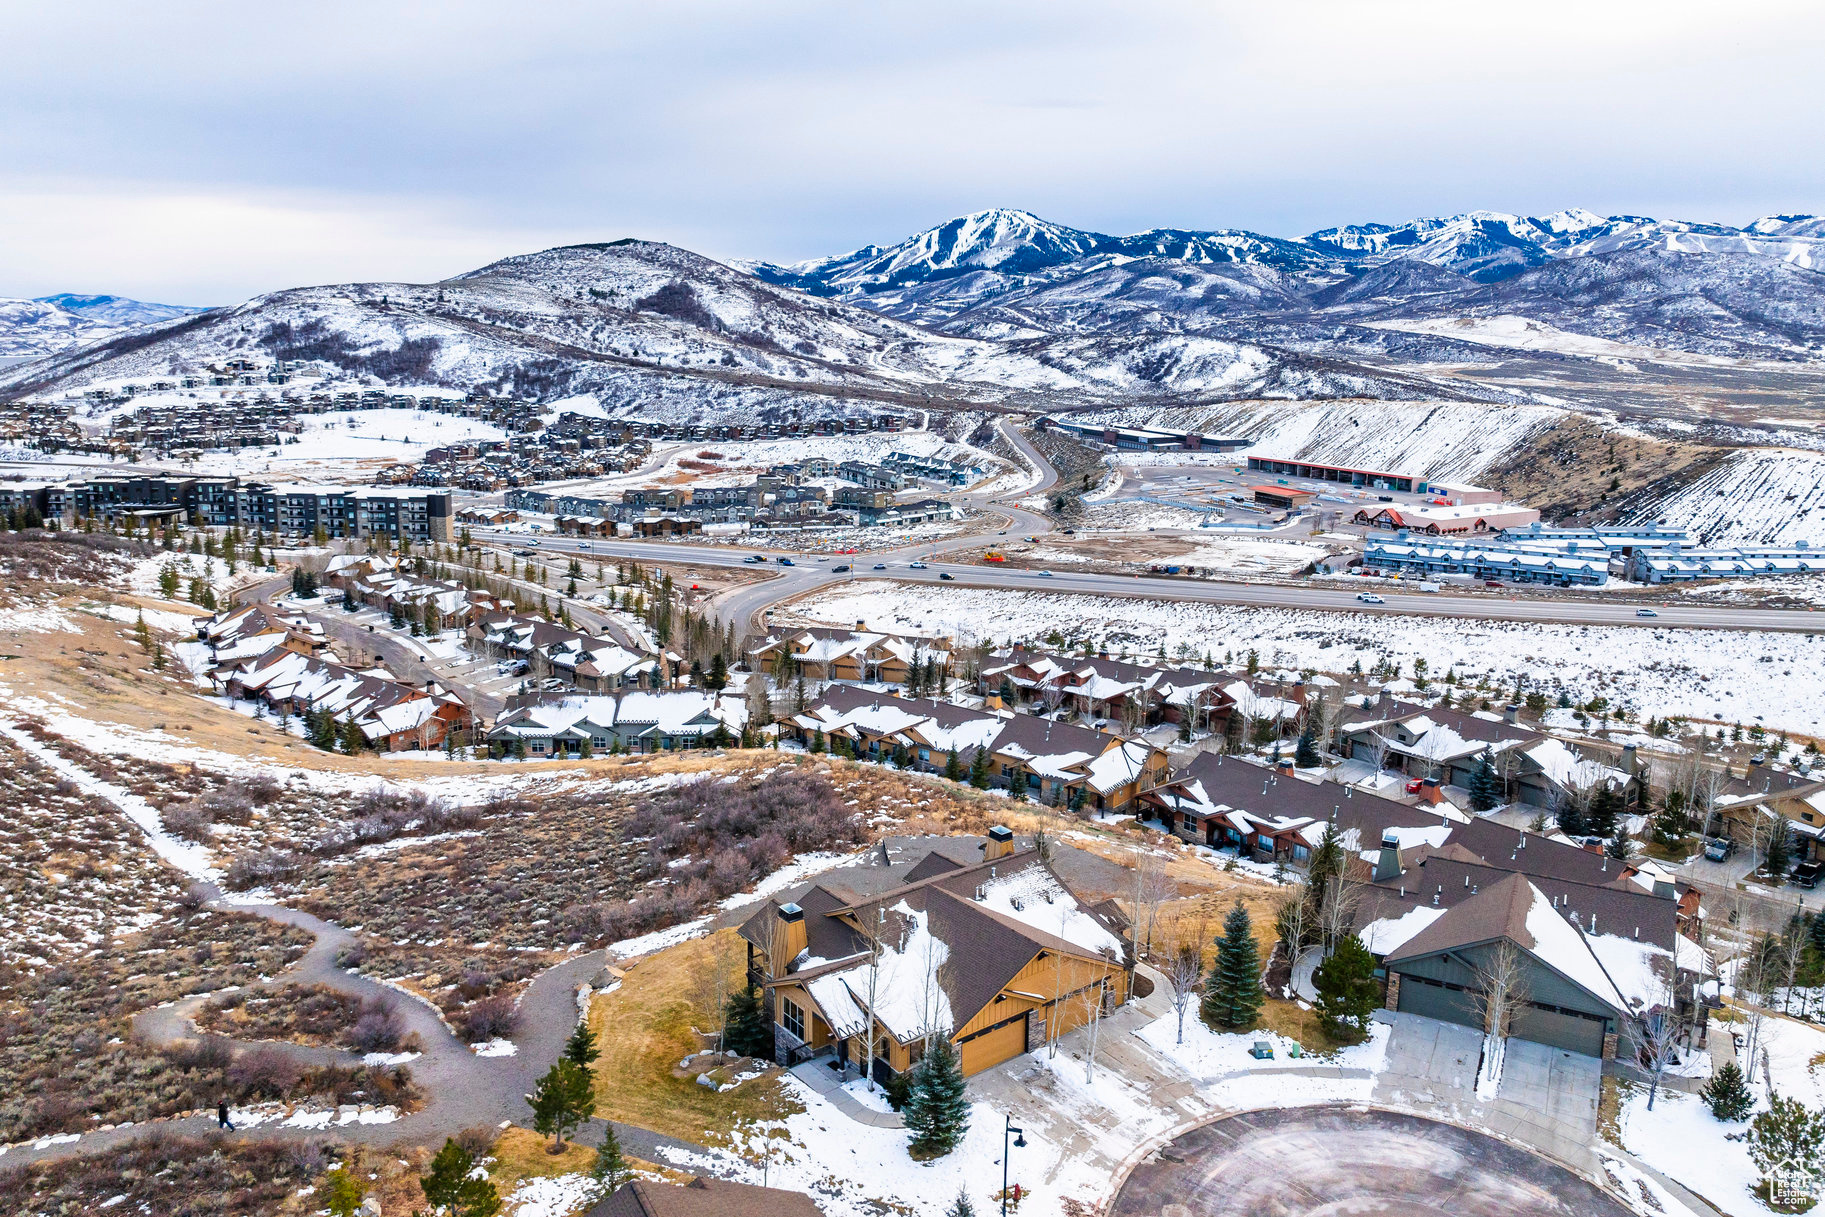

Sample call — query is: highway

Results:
[468,532,1824,635]
[464,416,1820,635]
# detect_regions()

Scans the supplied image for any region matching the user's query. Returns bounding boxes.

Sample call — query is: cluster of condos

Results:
[0,475,453,542]
[505,451,975,534]
[1364,522,1823,586]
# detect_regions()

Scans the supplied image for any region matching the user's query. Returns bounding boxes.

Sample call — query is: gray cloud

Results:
[3,0,1821,302]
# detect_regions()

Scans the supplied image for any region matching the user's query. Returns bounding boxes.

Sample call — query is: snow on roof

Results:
[1221,680,1301,721]
[803,971,868,1040]
[1083,739,1153,794]
[974,866,1123,958]
[1523,885,1630,1011]
[1584,931,1675,1011]
[867,902,954,1041]
[1524,738,1629,792]
[1361,905,1446,956]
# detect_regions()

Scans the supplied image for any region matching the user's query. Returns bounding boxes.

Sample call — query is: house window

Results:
[782,998,805,1041]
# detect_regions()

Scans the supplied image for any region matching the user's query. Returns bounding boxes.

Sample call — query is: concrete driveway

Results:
[1372,1013,1600,1172]
[1111,1106,1633,1217]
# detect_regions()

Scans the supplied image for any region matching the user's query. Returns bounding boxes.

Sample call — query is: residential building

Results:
[747,626,953,685]
[738,828,1132,1079]
[587,1177,822,1217]
[485,690,743,755]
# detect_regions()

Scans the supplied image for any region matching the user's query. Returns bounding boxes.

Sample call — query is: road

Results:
[468,533,1824,634]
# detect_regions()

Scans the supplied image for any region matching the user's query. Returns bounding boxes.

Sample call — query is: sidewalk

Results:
[788,1060,904,1129]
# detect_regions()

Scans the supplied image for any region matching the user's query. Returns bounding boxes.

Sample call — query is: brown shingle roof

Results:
[587,1177,823,1217]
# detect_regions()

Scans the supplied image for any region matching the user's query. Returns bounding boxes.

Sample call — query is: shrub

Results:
[347,998,406,1053]
[228,1047,303,1099]
[455,995,519,1043]
[160,800,214,842]
[222,850,302,890]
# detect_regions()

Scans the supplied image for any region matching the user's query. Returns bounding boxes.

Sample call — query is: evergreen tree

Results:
[133,611,152,652]
[342,713,365,754]
[1766,821,1793,883]
[563,1021,600,1071]
[420,1138,503,1216]
[1700,1060,1755,1121]
[706,652,728,691]
[1809,911,1825,959]
[320,1164,367,1217]
[903,1035,970,1158]
[1311,933,1378,1043]
[1294,720,1321,769]
[809,728,826,754]
[530,1059,594,1151]
[1748,1094,1825,1195]
[722,984,772,1057]
[1556,797,1586,838]
[946,1189,977,1217]
[1586,785,1618,839]
[968,745,992,790]
[1008,765,1028,801]
[1201,902,1264,1029]
[589,1123,632,1199]
[944,749,963,782]
[1606,821,1633,860]
[1467,750,1502,813]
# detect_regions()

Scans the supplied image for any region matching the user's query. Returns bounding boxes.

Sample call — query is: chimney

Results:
[1374,831,1403,883]
[771,902,808,976]
[984,825,1016,862]
[1622,744,1638,776]
[1504,704,1521,726]
[1418,777,1444,806]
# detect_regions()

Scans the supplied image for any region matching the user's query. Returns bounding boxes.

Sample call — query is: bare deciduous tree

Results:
[1318,871,1361,956]
[1636,960,1682,1111]
[1129,852,1174,958]
[1163,938,1204,1046]
[1473,941,1531,1097]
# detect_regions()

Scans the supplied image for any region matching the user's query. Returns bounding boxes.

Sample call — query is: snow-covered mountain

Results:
[5,238,1507,421]
[757,206,1825,300]
[0,293,208,361]
[35,293,205,327]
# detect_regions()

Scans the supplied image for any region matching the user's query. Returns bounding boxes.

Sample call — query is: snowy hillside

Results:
[34,293,205,327]
[1640,448,1825,545]
[0,297,121,359]
[1074,399,1564,482]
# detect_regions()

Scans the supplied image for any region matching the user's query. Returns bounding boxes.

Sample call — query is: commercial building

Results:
[1246,456,1428,493]
[1,474,451,541]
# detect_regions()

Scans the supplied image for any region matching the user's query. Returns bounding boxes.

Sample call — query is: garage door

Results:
[1512,1004,1607,1057]
[1395,975,1480,1029]
[959,1016,1029,1074]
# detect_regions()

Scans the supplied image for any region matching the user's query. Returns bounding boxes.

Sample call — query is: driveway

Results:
[1372,1012,1600,1173]
[1111,1106,1634,1217]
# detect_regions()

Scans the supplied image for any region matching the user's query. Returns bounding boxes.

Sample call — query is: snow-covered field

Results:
[136,405,507,482]
[1620,1015,1825,1217]
[791,583,1825,733]
[1023,534,1330,575]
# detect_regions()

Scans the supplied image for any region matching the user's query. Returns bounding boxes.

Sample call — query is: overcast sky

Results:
[4,0,1822,305]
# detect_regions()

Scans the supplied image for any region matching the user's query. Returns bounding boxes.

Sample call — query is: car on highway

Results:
[910,561,928,569]
[938,572,954,580]
[526,540,541,547]
[832,565,850,573]
[872,563,886,570]
[1036,569,1053,577]
[1356,592,1385,604]
[744,555,765,563]
[776,557,794,565]
[577,542,592,550]
[1636,608,1659,618]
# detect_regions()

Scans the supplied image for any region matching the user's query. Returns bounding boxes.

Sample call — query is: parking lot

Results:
[1113,458,1446,527]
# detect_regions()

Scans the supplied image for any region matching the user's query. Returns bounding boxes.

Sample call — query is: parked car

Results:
[1704,836,1736,862]
[537,677,567,692]
[1636,608,1659,618]
[1356,592,1385,604]
[1484,580,1504,589]
[1377,495,1394,502]
[832,564,850,573]
[512,548,531,557]
[938,572,954,580]
[1796,861,1823,889]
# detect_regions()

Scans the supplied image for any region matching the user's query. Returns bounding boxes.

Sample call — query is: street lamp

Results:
[1002,1115,1026,1216]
